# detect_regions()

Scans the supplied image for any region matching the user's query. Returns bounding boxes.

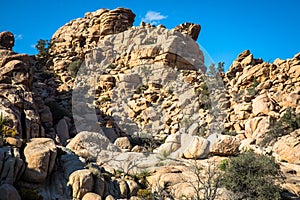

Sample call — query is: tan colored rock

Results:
[179,134,209,159]
[252,94,273,116]
[66,131,121,159]
[273,130,300,164]
[23,138,57,183]
[126,180,140,196]
[118,179,129,198]
[114,137,132,150]
[156,134,181,156]
[68,169,94,199]
[210,134,241,156]
[0,31,14,50]
[174,22,201,41]
[99,8,135,36]
[0,184,21,200]
[280,162,300,197]
[82,192,102,200]
[245,116,270,143]
[4,137,22,148]
[105,195,115,200]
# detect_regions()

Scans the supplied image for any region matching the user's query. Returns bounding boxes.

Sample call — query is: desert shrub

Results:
[67,59,83,77]
[0,113,18,137]
[137,189,154,199]
[133,170,152,188]
[135,84,149,94]
[223,131,237,136]
[98,96,111,105]
[219,151,283,200]
[262,107,300,146]
[247,77,259,96]
[197,83,211,109]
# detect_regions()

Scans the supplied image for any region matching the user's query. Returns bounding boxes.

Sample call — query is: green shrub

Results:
[137,189,154,199]
[0,113,18,138]
[67,59,83,77]
[262,107,300,146]
[247,77,259,96]
[219,151,283,200]
[135,84,149,94]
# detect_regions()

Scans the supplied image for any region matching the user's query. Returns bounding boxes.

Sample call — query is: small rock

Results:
[82,192,102,200]
[114,137,132,150]
[4,137,22,148]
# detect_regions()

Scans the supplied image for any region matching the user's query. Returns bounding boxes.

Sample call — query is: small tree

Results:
[35,39,50,62]
[219,151,283,200]
[181,160,221,200]
[262,107,300,146]
[217,62,225,74]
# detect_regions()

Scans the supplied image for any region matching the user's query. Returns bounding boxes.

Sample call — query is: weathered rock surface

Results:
[0,183,21,200]
[66,131,121,159]
[68,169,94,199]
[273,130,300,164]
[0,31,14,50]
[23,138,57,183]
[82,192,102,200]
[177,134,209,159]
[174,22,201,41]
[0,147,25,185]
[210,134,241,156]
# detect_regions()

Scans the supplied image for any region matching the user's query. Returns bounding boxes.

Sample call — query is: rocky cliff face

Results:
[0,7,299,200]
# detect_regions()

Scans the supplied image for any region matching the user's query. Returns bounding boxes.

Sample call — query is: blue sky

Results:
[1,0,299,70]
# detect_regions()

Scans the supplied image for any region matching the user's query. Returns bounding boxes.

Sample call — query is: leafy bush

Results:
[262,107,300,146]
[135,84,149,94]
[137,189,154,199]
[197,83,211,109]
[219,151,283,200]
[67,59,83,78]
[0,113,18,137]
[247,77,259,96]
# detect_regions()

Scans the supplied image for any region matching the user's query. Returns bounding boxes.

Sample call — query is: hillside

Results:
[0,8,299,200]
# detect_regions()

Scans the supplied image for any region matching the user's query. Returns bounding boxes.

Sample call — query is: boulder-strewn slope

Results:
[0,7,299,199]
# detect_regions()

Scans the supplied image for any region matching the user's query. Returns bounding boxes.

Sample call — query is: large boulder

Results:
[273,130,300,164]
[22,138,57,183]
[156,134,181,156]
[68,169,94,200]
[174,22,201,41]
[177,134,209,159]
[0,31,14,50]
[245,116,270,143]
[252,94,273,116]
[209,134,241,156]
[66,131,121,159]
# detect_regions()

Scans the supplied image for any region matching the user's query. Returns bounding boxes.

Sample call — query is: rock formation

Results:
[0,7,299,200]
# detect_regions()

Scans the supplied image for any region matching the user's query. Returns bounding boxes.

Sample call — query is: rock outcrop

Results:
[174,22,201,41]
[22,138,57,183]
[0,31,14,50]
[0,6,299,200]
